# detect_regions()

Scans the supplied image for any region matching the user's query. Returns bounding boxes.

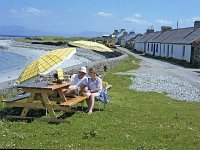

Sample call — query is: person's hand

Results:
[86,91,91,97]
[74,86,80,90]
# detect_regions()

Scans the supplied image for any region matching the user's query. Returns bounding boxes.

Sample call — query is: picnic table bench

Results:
[60,96,87,107]
[1,81,87,122]
[2,93,30,103]
[2,80,112,122]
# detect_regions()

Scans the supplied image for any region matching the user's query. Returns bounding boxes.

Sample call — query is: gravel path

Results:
[117,47,200,102]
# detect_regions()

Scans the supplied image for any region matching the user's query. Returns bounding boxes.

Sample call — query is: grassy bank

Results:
[15,36,90,44]
[0,55,200,149]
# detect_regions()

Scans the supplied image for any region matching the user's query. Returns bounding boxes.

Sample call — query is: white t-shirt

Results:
[71,74,88,86]
[88,76,102,93]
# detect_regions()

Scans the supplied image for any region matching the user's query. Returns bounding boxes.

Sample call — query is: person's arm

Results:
[70,74,76,84]
[78,77,88,91]
[79,83,86,90]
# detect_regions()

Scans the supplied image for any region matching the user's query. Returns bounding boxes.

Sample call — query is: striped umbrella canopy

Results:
[68,40,113,52]
[17,48,76,83]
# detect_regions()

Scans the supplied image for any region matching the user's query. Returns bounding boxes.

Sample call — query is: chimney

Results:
[161,26,172,32]
[120,29,126,32]
[146,29,154,34]
[129,31,135,34]
[113,30,119,35]
[114,30,118,33]
[194,21,200,30]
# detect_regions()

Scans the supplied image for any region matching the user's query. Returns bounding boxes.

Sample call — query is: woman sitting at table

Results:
[64,66,88,97]
[85,68,102,115]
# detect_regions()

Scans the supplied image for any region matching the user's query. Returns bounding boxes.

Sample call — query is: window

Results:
[151,44,153,51]
[171,45,173,56]
[182,46,185,58]
[148,43,149,51]
[156,44,159,53]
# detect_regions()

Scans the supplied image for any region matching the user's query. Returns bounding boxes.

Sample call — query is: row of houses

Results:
[95,29,137,46]
[109,21,200,67]
[111,29,137,46]
[134,21,200,66]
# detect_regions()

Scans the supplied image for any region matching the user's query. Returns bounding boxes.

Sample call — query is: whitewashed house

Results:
[125,34,143,49]
[145,26,173,56]
[114,29,127,44]
[135,21,200,66]
[121,31,136,46]
[134,29,156,52]
[160,27,195,62]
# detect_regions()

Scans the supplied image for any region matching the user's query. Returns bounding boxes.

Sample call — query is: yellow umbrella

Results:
[68,40,113,52]
[17,48,76,83]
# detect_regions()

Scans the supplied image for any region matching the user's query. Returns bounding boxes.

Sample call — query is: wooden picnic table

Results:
[3,81,87,122]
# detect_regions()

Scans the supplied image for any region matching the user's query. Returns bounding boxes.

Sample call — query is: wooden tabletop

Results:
[17,81,71,90]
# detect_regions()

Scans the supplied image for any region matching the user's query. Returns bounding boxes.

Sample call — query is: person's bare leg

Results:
[85,98,90,112]
[64,88,76,97]
[88,94,95,114]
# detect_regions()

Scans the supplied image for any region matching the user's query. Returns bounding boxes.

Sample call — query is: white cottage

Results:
[136,21,200,64]
[121,31,136,46]
[134,29,156,52]
[114,29,127,44]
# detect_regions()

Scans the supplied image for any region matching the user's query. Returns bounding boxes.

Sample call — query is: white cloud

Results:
[156,19,172,25]
[122,13,149,25]
[134,13,142,18]
[179,17,200,24]
[123,17,148,25]
[95,11,112,17]
[10,7,48,17]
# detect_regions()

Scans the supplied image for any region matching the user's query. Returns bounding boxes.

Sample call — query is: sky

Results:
[1,0,200,36]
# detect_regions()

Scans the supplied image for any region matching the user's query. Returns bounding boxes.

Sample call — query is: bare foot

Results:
[87,111,92,115]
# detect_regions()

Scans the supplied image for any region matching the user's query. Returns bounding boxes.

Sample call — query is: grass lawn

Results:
[1,55,200,149]
[15,36,90,44]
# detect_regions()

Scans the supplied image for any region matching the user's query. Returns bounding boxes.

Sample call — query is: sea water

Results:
[0,50,28,73]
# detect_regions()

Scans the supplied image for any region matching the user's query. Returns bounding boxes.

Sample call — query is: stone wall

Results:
[54,52,128,75]
[191,42,200,67]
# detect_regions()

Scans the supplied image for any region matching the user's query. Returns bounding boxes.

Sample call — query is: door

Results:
[190,47,195,64]
[167,45,169,58]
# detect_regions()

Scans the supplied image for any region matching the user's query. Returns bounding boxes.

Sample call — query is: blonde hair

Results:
[89,68,99,76]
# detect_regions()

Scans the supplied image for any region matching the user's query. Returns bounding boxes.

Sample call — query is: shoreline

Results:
[0,40,109,94]
[0,46,47,83]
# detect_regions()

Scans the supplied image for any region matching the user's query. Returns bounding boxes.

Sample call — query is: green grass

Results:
[15,36,90,44]
[1,55,200,149]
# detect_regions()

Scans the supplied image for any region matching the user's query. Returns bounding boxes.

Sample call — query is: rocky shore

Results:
[11,41,62,51]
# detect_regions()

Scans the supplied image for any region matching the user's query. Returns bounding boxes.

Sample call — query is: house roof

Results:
[176,28,200,44]
[115,30,127,38]
[136,26,200,44]
[133,34,143,41]
[118,33,128,40]
[149,30,177,43]
[122,32,136,41]
[146,31,163,42]
[135,32,157,43]
[162,27,194,44]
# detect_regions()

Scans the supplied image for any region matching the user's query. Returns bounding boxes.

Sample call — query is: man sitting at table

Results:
[63,66,88,97]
